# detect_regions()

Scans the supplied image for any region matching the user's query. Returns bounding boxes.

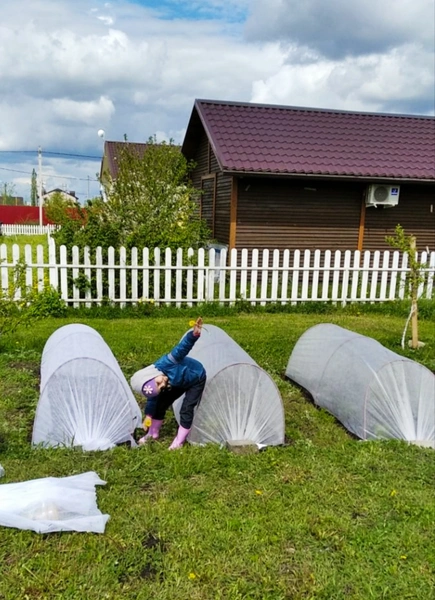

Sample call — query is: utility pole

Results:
[38,146,43,227]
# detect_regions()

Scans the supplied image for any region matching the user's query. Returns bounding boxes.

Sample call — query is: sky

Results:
[0,0,434,203]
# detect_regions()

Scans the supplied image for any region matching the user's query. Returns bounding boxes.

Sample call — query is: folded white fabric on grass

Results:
[0,471,109,534]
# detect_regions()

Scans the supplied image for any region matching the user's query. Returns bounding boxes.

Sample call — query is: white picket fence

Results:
[1,239,434,307]
[0,224,58,236]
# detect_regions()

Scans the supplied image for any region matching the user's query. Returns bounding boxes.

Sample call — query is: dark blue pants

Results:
[154,375,206,428]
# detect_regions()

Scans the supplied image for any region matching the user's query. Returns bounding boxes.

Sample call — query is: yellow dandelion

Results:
[255,490,263,495]
[188,572,196,580]
[189,320,196,327]
[390,490,397,497]
[400,555,407,560]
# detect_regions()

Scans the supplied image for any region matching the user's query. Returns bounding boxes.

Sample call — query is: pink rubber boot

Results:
[169,425,191,450]
[138,419,164,445]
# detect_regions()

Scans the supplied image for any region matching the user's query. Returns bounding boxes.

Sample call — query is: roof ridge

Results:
[195,98,435,120]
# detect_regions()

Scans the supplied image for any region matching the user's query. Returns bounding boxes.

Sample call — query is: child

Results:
[130,317,206,450]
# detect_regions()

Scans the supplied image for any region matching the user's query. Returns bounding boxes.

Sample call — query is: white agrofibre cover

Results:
[285,324,435,447]
[0,471,109,534]
[32,324,142,451]
[173,325,285,446]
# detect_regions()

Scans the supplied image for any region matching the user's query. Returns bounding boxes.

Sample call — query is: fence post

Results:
[84,246,92,308]
[229,248,238,305]
[108,247,115,304]
[250,249,258,306]
[291,250,300,305]
[280,249,290,305]
[175,248,183,308]
[48,236,58,292]
[426,251,435,298]
[271,249,280,302]
[164,248,172,306]
[301,249,311,301]
[206,248,216,302]
[321,250,331,301]
[131,247,138,304]
[120,246,127,308]
[260,249,269,306]
[154,248,161,305]
[24,245,33,292]
[0,243,8,295]
[186,248,194,307]
[142,247,149,301]
[72,246,80,308]
[312,249,321,301]
[12,245,21,301]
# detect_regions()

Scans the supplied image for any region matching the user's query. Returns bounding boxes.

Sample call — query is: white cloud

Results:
[97,15,114,26]
[251,44,435,114]
[52,96,115,125]
[246,0,434,58]
[0,0,432,202]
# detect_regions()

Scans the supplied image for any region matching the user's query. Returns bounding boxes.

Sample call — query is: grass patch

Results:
[0,234,49,250]
[0,313,434,599]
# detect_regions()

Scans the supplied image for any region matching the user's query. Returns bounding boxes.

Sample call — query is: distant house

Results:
[181,99,435,252]
[99,140,181,196]
[42,189,78,203]
[99,141,150,192]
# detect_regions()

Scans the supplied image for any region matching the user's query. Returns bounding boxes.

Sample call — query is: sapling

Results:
[385,224,427,349]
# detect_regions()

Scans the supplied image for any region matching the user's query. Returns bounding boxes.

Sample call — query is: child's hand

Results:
[193,317,203,336]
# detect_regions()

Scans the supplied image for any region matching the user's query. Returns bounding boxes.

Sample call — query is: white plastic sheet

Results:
[286,324,435,447]
[0,471,109,534]
[173,325,285,446]
[33,324,142,451]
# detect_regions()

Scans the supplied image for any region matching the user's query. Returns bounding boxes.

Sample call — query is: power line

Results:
[0,150,101,160]
[0,166,99,182]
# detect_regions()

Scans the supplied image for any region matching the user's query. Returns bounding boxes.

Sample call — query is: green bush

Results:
[26,286,67,318]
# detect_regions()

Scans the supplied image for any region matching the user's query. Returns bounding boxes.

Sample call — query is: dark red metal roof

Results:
[182,99,435,182]
[103,141,150,180]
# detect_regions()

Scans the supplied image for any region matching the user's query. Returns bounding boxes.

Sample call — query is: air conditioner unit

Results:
[365,184,400,207]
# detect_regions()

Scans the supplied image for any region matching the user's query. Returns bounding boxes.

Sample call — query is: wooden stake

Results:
[410,236,419,349]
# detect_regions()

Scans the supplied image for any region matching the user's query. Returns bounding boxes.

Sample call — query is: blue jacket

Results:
[154,330,205,388]
[145,331,206,417]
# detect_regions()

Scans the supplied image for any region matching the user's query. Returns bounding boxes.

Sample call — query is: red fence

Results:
[0,206,52,225]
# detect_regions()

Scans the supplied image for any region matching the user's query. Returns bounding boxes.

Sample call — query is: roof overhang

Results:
[223,170,435,185]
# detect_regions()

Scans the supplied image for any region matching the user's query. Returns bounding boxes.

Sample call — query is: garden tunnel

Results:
[32,324,142,451]
[285,324,435,447]
[173,324,285,447]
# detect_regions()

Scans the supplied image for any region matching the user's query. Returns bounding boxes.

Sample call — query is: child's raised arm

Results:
[168,318,203,362]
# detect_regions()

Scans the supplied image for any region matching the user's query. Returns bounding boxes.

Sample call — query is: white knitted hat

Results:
[130,365,164,395]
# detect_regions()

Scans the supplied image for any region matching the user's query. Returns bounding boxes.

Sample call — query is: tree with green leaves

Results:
[30,169,38,207]
[103,137,210,250]
[0,182,17,205]
[51,137,210,252]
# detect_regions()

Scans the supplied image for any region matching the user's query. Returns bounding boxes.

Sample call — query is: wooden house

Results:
[181,99,435,252]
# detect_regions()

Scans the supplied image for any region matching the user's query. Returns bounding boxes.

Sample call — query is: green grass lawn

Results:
[0,234,49,249]
[0,312,434,600]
